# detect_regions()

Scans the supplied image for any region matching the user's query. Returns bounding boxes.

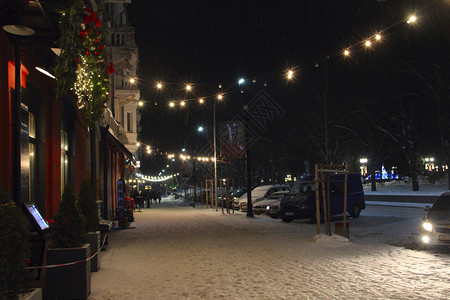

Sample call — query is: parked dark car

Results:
[420,192,450,247]
[279,173,365,223]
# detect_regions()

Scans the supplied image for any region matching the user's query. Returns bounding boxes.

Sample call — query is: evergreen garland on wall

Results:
[54,0,115,127]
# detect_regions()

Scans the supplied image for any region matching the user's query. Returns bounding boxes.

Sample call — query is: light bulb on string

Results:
[407,15,417,24]
[286,69,294,80]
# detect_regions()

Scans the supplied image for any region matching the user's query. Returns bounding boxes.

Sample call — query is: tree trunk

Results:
[90,127,96,193]
[370,155,376,191]
[408,146,419,191]
[412,172,419,191]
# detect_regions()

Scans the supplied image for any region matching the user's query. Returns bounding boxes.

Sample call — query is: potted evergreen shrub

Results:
[46,185,91,300]
[0,187,34,300]
[78,179,101,272]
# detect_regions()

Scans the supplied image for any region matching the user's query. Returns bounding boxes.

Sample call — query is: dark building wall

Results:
[0,31,14,192]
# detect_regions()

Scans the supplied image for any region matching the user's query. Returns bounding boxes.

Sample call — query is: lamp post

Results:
[213,98,218,211]
[214,91,224,211]
[3,24,35,205]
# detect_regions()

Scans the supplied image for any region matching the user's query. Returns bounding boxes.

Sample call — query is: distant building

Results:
[92,0,142,217]
[101,0,141,156]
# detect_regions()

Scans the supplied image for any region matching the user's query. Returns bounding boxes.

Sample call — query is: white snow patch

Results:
[313,233,350,246]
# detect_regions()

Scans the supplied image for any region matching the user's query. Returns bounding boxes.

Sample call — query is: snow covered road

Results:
[90,198,449,299]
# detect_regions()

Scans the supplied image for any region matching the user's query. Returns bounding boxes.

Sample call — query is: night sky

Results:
[127,0,450,179]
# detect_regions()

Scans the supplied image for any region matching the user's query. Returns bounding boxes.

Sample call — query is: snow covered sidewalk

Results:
[89,198,449,300]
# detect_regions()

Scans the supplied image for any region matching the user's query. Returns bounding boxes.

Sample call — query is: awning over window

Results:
[105,128,135,163]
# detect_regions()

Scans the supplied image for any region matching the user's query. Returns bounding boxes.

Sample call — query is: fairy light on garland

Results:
[73,55,94,109]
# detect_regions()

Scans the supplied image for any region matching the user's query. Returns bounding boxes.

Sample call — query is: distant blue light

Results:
[238,78,245,85]
[198,126,204,132]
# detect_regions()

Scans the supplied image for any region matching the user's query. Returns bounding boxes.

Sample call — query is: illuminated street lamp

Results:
[360,158,368,177]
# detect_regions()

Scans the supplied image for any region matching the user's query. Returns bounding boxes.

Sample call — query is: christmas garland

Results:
[54,0,115,127]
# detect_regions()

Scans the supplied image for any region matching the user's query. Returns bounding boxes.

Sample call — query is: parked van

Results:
[236,184,290,212]
[279,173,365,223]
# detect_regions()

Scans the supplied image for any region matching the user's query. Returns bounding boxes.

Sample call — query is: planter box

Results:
[46,244,91,300]
[83,231,100,272]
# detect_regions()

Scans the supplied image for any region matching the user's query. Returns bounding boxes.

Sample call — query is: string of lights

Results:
[131,0,442,110]
[132,0,444,164]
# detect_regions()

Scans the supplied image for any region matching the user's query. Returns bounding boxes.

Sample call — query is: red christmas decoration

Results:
[85,7,101,28]
[99,45,104,50]
[80,30,86,38]
[107,62,115,75]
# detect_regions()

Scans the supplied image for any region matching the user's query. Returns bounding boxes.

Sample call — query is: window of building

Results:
[29,112,36,202]
[29,112,36,139]
[127,112,131,132]
[111,34,115,46]
[121,34,125,45]
[120,106,125,129]
[61,130,69,194]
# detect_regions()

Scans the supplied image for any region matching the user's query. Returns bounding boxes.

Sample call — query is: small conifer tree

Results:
[78,179,99,232]
[0,187,32,299]
[50,185,86,248]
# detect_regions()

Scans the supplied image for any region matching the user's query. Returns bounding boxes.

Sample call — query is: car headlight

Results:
[422,222,433,232]
[422,236,430,243]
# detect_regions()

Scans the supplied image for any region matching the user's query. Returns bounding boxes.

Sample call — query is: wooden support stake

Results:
[320,166,329,235]
[343,163,349,237]
[209,180,214,210]
[205,180,209,208]
[315,164,321,234]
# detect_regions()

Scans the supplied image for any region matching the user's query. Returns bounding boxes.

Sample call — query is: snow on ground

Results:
[89,194,450,300]
[363,175,449,196]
